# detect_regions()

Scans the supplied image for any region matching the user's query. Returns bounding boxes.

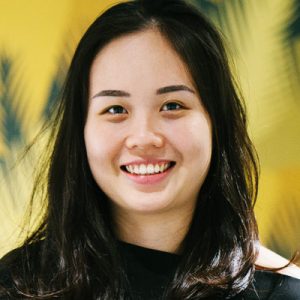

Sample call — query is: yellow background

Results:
[0,0,299,258]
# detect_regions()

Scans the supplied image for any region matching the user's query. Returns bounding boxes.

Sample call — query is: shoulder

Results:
[0,241,44,286]
[0,247,21,298]
[256,245,300,279]
[0,245,26,287]
[241,270,300,300]
[241,245,300,299]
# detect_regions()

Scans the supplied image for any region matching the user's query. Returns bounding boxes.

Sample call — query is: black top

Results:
[1,241,300,299]
[118,241,300,300]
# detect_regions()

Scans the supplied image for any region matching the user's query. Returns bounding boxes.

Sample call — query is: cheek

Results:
[84,120,120,168]
[167,115,212,166]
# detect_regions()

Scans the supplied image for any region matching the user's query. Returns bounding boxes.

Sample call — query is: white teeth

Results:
[154,164,160,173]
[125,162,172,175]
[139,164,147,175]
[134,165,139,174]
[147,164,154,174]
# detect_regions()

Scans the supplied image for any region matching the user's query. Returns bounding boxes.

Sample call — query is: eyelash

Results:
[104,102,185,115]
[106,105,127,115]
[161,102,183,111]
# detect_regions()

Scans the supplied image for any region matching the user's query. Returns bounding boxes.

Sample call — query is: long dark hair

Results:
[0,0,259,298]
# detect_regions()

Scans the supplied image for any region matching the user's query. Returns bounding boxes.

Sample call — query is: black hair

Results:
[0,0,259,299]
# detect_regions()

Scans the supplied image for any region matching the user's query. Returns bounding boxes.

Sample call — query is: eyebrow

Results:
[92,90,130,98]
[157,85,195,95]
[91,84,195,99]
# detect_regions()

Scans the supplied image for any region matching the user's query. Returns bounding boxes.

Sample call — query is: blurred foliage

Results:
[0,0,299,258]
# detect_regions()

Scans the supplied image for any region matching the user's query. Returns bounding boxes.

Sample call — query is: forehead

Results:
[89,29,196,94]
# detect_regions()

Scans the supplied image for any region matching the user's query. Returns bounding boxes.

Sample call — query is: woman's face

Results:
[84,29,212,217]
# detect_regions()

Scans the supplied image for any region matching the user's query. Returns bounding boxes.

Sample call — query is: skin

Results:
[84,29,212,253]
[84,28,300,278]
[257,245,300,279]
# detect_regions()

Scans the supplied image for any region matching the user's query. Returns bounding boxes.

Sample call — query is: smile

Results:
[121,161,176,184]
[121,162,175,175]
[120,161,176,185]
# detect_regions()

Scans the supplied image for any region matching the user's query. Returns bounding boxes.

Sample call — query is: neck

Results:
[112,208,194,254]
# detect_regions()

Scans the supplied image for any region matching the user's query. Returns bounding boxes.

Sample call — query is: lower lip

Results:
[121,165,174,185]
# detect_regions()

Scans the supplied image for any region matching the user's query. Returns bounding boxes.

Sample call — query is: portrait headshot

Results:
[0,0,300,299]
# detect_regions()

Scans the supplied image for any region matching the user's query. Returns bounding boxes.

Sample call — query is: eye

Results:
[106,105,127,115]
[161,102,184,111]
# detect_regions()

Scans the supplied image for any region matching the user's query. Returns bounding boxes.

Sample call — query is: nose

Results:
[125,116,164,151]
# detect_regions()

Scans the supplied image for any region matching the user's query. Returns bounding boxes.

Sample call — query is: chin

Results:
[119,198,173,215]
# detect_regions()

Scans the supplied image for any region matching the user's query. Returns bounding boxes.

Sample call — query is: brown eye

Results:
[106,105,127,115]
[161,102,184,111]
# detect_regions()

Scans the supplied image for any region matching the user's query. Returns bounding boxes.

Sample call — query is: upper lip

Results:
[121,159,175,167]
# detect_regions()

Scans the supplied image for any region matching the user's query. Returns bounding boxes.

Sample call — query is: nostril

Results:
[125,132,164,150]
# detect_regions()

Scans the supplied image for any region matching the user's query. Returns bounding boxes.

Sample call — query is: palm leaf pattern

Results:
[0,55,27,210]
[0,53,67,256]
[195,0,300,258]
[0,56,24,154]
[0,0,299,259]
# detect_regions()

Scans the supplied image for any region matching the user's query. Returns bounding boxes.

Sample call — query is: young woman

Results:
[1,0,299,299]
